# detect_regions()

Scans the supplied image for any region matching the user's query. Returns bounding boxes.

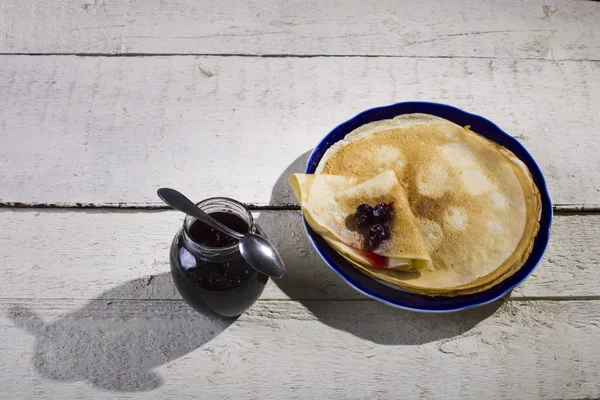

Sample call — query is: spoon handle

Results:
[157,188,244,240]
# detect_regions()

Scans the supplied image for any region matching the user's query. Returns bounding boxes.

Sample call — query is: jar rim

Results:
[182,197,254,255]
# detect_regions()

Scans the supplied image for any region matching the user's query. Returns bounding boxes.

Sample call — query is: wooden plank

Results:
[0,0,599,60]
[0,209,597,301]
[0,56,599,206]
[2,298,600,398]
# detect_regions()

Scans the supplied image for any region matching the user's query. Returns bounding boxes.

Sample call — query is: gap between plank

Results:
[1,296,599,302]
[0,202,299,211]
[0,202,599,214]
[0,52,598,62]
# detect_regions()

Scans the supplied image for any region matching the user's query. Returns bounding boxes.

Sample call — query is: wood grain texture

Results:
[0,56,599,206]
[2,298,600,398]
[0,0,599,60]
[0,209,597,301]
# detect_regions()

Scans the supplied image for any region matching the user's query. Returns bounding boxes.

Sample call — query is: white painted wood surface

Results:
[3,299,600,399]
[1,0,599,60]
[1,56,599,206]
[1,0,599,398]
[0,209,599,301]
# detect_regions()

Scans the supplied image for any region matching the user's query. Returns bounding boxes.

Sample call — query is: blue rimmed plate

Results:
[304,101,552,313]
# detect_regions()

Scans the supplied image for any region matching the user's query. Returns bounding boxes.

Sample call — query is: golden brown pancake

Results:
[311,113,541,296]
[288,171,431,271]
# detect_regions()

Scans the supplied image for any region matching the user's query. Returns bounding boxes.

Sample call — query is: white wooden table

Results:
[1,1,599,398]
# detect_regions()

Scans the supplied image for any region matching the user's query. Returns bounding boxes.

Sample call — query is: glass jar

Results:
[170,197,269,317]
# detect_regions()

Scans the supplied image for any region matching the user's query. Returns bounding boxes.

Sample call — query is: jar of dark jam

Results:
[170,197,269,317]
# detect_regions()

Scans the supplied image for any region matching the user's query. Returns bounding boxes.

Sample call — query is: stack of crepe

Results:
[288,114,541,296]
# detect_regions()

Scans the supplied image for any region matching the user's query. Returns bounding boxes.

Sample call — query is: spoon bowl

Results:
[239,234,285,278]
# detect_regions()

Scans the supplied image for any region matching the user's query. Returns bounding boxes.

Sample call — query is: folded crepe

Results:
[288,170,431,271]
[308,113,541,296]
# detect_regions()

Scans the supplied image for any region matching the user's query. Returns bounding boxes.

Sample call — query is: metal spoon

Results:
[157,188,285,278]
